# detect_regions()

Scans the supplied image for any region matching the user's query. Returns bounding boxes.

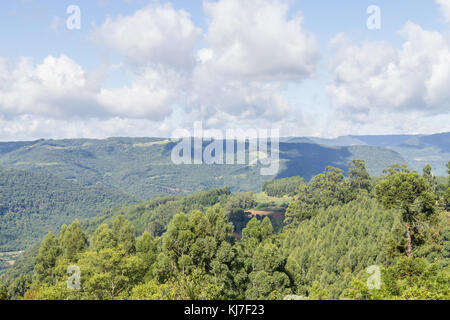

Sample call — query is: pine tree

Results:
[375,171,435,257]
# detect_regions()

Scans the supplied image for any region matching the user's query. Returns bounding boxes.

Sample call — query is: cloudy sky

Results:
[0,0,449,140]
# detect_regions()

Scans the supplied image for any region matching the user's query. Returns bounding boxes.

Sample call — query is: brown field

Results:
[246,209,285,221]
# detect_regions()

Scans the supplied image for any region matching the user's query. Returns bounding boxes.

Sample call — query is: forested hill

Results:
[0,137,405,252]
[288,132,450,175]
[0,167,137,251]
[0,137,405,200]
[1,162,448,300]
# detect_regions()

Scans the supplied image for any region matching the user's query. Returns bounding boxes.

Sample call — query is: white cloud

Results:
[188,64,292,123]
[202,0,319,81]
[0,115,173,141]
[16,1,450,139]
[326,22,450,131]
[90,0,315,130]
[176,0,318,128]
[0,55,99,118]
[436,0,450,22]
[0,55,178,120]
[93,3,202,69]
[98,66,184,118]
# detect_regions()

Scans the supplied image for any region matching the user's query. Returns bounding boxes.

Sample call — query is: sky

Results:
[0,0,449,140]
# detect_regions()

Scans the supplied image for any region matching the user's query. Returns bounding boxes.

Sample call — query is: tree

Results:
[163,212,194,266]
[375,171,435,257]
[33,232,61,284]
[136,231,158,270]
[91,224,116,252]
[59,219,87,261]
[346,257,449,300]
[112,215,137,254]
[77,248,146,300]
[0,282,7,300]
[383,164,410,176]
[446,161,450,210]
[284,166,353,226]
[348,160,371,192]
[422,165,437,194]
[130,279,179,300]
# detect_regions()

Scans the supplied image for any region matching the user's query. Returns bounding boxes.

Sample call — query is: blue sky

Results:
[0,0,449,140]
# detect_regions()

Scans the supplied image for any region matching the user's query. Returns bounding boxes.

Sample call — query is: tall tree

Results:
[33,233,61,284]
[422,164,437,194]
[375,171,435,257]
[112,215,136,254]
[348,160,371,192]
[0,282,7,300]
[59,219,87,261]
[91,224,116,252]
[383,164,410,176]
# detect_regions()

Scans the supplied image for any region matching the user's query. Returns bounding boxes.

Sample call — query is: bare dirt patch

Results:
[246,210,285,221]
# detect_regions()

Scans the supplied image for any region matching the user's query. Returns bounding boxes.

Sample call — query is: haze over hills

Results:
[288,132,450,175]
[0,136,407,200]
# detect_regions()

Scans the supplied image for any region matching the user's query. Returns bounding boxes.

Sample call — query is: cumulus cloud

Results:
[93,3,202,70]
[0,55,100,118]
[202,0,319,81]
[178,0,318,127]
[0,55,177,120]
[98,66,184,118]
[188,64,292,124]
[16,1,450,139]
[326,22,450,130]
[89,0,316,131]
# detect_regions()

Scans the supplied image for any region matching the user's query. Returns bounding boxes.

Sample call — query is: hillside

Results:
[295,132,450,175]
[2,162,448,300]
[0,167,136,251]
[0,137,408,252]
[0,138,406,200]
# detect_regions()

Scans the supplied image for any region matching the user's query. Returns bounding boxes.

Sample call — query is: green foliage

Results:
[348,160,371,192]
[130,279,179,300]
[112,215,137,254]
[0,135,416,252]
[284,166,355,226]
[136,232,159,277]
[76,248,146,299]
[33,233,61,285]
[423,164,438,194]
[59,220,87,261]
[91,224,116,252]
[262,177,305,197]
[0,167,135,251]
[346,257,449,300]
[283,195,401,298]
[0,281,6,300]
[83,187,231,239]
[3,162,449,300]
[375,170,436,257]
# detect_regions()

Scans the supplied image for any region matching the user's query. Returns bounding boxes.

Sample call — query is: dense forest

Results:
[0,138,406,200]
[0,160,448,300]
[0,167,136,251]
[0,137,410,252]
